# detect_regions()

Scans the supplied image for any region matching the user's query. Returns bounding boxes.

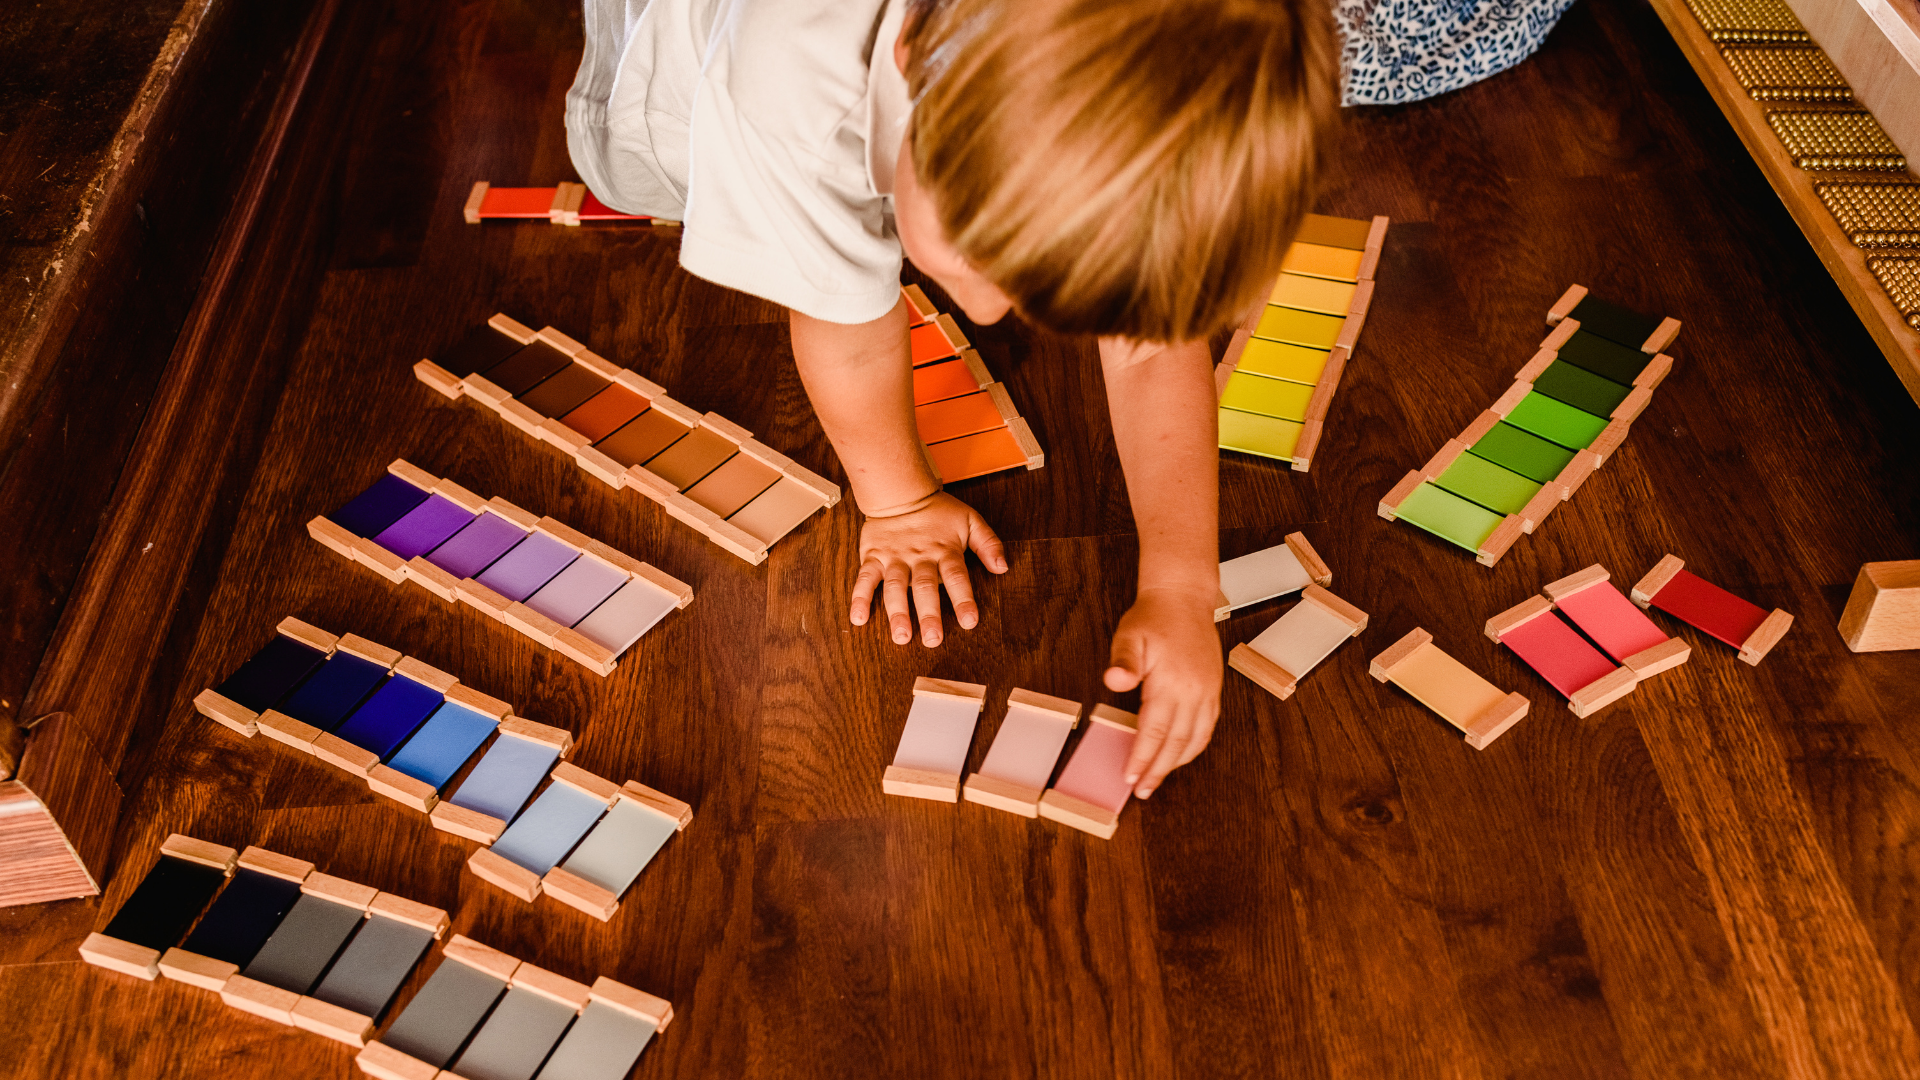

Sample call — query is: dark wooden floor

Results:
[5,0,1920,1076]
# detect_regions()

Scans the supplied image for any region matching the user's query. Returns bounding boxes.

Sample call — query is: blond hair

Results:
[903,0,1338,343]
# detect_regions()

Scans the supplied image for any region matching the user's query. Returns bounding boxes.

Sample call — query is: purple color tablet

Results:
[428,513,529,580]
[371,495,478,561]
[475,531,579,602]
[524,555,629,628]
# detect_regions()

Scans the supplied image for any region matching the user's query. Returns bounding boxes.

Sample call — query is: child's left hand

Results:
[1103,585,1223,798]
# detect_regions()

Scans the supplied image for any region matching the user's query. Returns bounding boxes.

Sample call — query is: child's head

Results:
[895,0,1338,344]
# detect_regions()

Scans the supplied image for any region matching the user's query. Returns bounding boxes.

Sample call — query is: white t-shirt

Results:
[566,0,911,325]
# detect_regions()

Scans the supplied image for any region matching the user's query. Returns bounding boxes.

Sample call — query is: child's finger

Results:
[938,555,977,630]
[1123,694,1171,787]
[1105,633,1145,692]
[911,565,943,647]
[882,565,913,645]
[1136,701,1195,798]
[849,559,883,626]
[967,513,1009,574]
[1175,702,1219,765]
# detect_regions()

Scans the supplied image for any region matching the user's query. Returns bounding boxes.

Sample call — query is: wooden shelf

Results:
[1645,0,1920,404]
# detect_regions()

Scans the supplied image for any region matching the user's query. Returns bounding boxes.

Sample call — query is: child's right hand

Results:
[850,492,1007,647]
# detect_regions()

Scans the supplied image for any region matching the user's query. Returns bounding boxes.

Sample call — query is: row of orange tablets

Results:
[901,283,1045,482]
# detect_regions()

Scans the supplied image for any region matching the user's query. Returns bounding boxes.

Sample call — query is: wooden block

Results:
[234,847,313,884]
[541,867,619,921]
[902,283,936,323]
[1491,381,1533,417]
[882,765,961,802]
[635,562,694,608]
[1283,532,1332,586]
[337,634,402,669]
[303,871,379,909]
[535,326,586,356]
[1568,666,1639,718]
[1036,790,1119,840]
[736,436,795,473]
[1462,693,1531,750]
[1290,419,1323,471]
[512,962,593,1012]
[257,709,324,751]
[1586,417,1631,465]
[1623,637,1691,677]
[414,360,463,399]
[463,182,489,224]
[534,516,595,552]
[1476,516,1526,567]
[160,834,238,871]
[497,399,546,436]
[1518,485,1560,533]
[454,579,513,622]
[647,394,704,427]
[498,716,573,755]
[1630,554,1687,608]
[350,536,409,583]
[429,478,487,514]
[388,459,438,489]
[221,974,300,1024]
[1459,409,1504,446]
[1302,369,1341,423]
[1228,642,1299,699]
[1302,585,1368,633]
[394,656,458,695]
[1332,314,1363,352]
[1839,560,1920,652]
[961,349,993,387]
[781,459,843,504]
[576,445,626,488]
[1547,284,1588,324]
[1347,277,1376,318]
[502,602,568,648]
[291,995,374,1046]
[1641,317,1682,353]
[624,464,677,506]
[462,373,512,406]
[962,773,1046,817]
[1356,241,1383,281]
[1515,348,1557,383]
[308,515,359,560]
[369,892,450,936]
[620,780,693,829]
[572,348,623,381]
[1485,594,1557,642]
[1540,318,1581,351]
[368,765,439,812]
[429,801,506,844]
[1543,564,1611,602]
[405,557,462,601]
[484,496,540,530]
[1378,470,1424,520]
[487,314,537,343]
[552,629,617,677]
[1369,627,1433,682]
[312,733,380,775]
[1419,439,1468,479]
[195,689,259,737]
[1553,451,1597,500]
[277,617,334,652]
[985,382,1021,424]
[445,684,512,720]
[1634,352,1674,389]
[1611,385,1654,422]
[550,761,621,804]
[443,934,521,982]
[356,1042,441,1080]
[589,976,674,1029]
[1737,609,1795,665]
[159,948,236,990]
[1089,704,1139,731]
[934,313,971,351]
[614,369,667,399]
[1006,688,1081,723]
[468,847,543,901]
[80,933,159,980]
[914,677,989,702]
[701,412,754,446]
[539,418,591,455]
[1008,416,1045,470]
[1364,215,1390,254]
[703,512,775,565]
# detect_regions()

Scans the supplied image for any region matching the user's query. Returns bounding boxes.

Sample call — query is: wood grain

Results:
[3,0,1919,1077]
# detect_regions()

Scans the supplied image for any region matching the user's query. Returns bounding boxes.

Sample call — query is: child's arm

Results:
[1099,336,1223,798]
[790,297,1008,647]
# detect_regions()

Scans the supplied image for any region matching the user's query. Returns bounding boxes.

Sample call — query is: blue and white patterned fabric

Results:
[1335,0,1581,105]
